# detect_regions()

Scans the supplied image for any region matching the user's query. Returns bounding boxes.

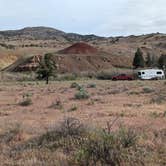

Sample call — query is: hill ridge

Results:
[0,26,104,41]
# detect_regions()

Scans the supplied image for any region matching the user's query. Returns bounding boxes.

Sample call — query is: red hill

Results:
[59,42,98,54]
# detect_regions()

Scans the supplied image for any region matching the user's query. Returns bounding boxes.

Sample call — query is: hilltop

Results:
[59,42,98,54]
[0,26,104,41]
[4,42,127,73]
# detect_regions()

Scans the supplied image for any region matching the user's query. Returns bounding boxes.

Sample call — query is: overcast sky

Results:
[0,0,166,36]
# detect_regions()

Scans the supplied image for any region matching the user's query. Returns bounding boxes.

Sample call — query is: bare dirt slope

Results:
[55,42,127,73]
[4,42,130,73]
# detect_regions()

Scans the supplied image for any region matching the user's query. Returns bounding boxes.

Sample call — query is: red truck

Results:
[112,74,133,81]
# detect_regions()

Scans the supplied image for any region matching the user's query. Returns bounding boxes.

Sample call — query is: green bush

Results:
[75,127,139,166]
[76,85,84,91]
[21,117,86,150]
[75,88,90,100]
[142,87,155,93]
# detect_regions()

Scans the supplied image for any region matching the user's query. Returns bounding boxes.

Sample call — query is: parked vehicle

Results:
[137,69,165,80]
[112,74,133,81]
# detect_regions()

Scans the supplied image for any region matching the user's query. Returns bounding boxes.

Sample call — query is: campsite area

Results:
[0,79,165,165]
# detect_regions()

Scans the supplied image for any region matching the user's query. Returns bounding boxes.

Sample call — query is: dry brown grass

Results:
[0,117,165,165]
[0,79,165,165]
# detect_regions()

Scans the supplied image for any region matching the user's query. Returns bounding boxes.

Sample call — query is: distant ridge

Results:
[0,26,105,41]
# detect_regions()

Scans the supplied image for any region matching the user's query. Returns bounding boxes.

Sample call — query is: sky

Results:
[0,0,166,36]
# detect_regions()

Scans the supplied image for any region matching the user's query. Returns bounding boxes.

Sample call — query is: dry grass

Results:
[0,79,165,165]
[0,118,165,165]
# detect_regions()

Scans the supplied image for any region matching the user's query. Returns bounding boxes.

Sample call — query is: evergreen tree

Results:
[146,52,152,67]
[158,54,166,70]
[151,54,158,67]
[37,53,57,84]
[133,48,145,68]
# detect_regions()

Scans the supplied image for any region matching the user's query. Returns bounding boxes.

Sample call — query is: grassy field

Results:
[0,79,165,165]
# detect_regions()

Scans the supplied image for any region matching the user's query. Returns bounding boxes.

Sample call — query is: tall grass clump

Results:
[75,127,140,166]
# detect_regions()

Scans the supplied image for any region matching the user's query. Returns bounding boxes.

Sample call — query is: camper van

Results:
[137,69,165,80]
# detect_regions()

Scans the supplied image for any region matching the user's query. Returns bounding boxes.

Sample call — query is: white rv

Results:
[137,69,165,80]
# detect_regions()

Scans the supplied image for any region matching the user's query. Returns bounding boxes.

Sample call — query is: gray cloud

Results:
[0,0,166,36]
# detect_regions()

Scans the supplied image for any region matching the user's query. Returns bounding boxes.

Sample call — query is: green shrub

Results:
[76,85,84,91]
[75,127,140,166]
[129,91,140,95]
[117,127,137,148]
[21,117,86,150]
[75,88,90,100]
[21,122,139,165]
[142,87,155,93]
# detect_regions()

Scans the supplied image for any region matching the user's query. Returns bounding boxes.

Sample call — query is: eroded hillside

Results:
[1,27,166,70]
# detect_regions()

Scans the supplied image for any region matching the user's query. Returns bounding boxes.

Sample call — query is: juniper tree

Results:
[146,52,152,67]
[158,54,166,71]
[37,53,57,84]
[151,54,158,67]
[133,48,145,68]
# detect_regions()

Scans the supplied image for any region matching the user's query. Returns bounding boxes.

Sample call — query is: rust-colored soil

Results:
[4,43,130,73]
[59,42,98,54]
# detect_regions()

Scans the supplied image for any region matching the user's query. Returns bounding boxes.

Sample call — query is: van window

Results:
[157,71,162,75]
[142,72,145,74]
